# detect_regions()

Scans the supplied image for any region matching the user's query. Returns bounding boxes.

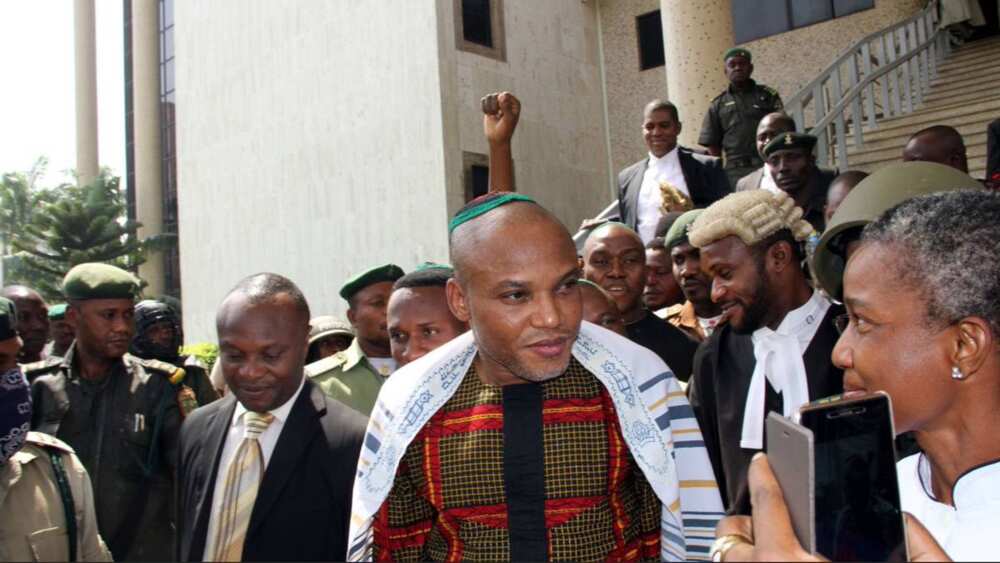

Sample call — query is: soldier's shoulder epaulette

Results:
[25,431,75,455]
[306,352,348,378]
[22,356,63,377]
[710,91,726,103]
[132,356,187,385]
[760,84,780,97]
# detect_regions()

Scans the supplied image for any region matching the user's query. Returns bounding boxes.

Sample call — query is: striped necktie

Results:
[206,411,275,561]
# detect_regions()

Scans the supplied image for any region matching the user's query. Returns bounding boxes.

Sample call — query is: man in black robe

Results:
[686,189,844,511]
[582,222,698,381]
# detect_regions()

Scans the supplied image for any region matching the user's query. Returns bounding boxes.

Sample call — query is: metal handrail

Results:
[785,0,950,169]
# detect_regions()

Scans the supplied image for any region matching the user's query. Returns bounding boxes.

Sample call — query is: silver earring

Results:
[951,366,965,380]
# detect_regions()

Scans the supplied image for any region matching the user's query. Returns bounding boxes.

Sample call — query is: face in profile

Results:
[583,225,647,318]
[699,236,772,334]
[217,293,309,413]
[448,205,583,384]
[833,243,957,434]
[69,299,135,360]
[388,286,467,367]
[580,283,626,336]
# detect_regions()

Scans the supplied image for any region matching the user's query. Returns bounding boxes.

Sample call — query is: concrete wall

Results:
[438,0,615,228]
[744,0,924,103]
[174,1,452,342]
[599,0,667,176]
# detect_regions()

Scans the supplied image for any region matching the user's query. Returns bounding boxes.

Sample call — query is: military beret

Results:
[48,303,67,320]
[308,316,354,345]
[762,132,817,159]
[62,263,140,301]
[812,162,983,300]
[339,264,405,301]
[724,47,752,62]
[664,209,704,250]
[0,297,16,341]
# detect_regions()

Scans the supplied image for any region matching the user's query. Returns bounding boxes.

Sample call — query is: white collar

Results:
[647,147,680,168]
[918,455,1000,509]
[231,374,306,428]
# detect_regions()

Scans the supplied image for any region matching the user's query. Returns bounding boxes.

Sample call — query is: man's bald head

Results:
[903,125,968,173]
[756,112,796,158]
[1,285,44,303]
[582,222,643,258]
[581,222,647,319]
[217,273,311,330]
[449,201,575,286]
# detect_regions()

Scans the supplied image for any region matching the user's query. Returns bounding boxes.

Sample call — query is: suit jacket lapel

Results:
[191,395,238,559]
[622,158,647,229]
[247,379,325,536]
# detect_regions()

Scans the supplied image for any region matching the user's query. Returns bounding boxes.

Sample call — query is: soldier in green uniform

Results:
[46,303,75,358]
[699,47,784,189]
[0,296,113,561]
[25,263,200,561]
[307,263,404,416]
[130,299,219,407]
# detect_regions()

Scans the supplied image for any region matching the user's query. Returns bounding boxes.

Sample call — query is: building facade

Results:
[146,0,923,341]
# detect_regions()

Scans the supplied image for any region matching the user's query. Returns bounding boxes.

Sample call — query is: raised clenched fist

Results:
[482,91,521,146]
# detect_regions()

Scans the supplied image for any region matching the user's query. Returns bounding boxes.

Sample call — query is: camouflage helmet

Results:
[812,161,983,299]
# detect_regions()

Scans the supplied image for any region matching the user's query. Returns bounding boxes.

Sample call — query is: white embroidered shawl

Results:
[346,321,724,561]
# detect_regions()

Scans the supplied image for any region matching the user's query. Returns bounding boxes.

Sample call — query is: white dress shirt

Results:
[897,454,1000,561]
[202,376,306,561]
[637,148,689,244]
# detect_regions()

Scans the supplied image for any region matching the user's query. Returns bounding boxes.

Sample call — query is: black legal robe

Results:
[626,310,699,382]
[688,305,844,512]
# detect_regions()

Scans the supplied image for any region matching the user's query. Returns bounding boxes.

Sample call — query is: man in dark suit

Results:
[176,273,366,562]
[617,99,731,244]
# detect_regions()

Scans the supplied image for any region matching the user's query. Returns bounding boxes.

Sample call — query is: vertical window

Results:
[463,152,492,202]
[636,11,665,71]
[462,0,493,48]
[159,0,181,298]
[123,0,136,223]
[455,0,506,61]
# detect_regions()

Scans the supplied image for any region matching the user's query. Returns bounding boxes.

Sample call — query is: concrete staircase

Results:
[846,36,1000,178]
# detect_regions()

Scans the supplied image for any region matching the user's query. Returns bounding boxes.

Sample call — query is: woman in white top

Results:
[712,190,1000,561]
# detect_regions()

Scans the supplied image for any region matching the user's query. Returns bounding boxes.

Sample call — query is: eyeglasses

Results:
[833,313,850,334]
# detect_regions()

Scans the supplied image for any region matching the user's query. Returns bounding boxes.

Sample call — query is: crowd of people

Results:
[1,46,998,562]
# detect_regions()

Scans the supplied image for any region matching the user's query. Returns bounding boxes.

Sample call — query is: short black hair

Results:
[393,268,453,290]
[646,236,666,250]
[751,228,805,265]
[644,99,680,123]
[226,272,310,322]
[908,124,965,148]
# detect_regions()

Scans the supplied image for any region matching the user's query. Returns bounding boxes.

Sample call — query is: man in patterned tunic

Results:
[347,193,724,561]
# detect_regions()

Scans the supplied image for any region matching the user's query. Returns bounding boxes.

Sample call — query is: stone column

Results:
[659,0,735,148]
[132,0,165,297]
[74,0,99,186]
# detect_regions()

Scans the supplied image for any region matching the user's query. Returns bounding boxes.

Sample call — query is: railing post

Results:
[908,21,924,107]
[829,69,849,169]
[897,27,913,114]
[861,42,878,130]
[793,104,805,133]
[846,54,864,148]
[884,32,902,117]
[813,82,828,167]
[928,12,939,78]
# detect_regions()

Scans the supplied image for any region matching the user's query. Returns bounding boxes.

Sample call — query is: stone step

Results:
[854,101,999,141]
[927,71,1000,99]
[864,93,1000,133]
[845,133,986,166]
[925,79,1000,104]
[845,119,989,152]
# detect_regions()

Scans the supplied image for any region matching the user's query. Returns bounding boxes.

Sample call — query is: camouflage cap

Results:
[339,264,405,301]
[308,316,354,345]
[812,161,984,299]
[62,263,140,301]
[0,297,16,341]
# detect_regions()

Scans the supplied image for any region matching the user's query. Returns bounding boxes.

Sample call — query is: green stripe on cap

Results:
[448,193,535,233]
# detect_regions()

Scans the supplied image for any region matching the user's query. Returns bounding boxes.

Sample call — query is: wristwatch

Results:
[709,534,752,562]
